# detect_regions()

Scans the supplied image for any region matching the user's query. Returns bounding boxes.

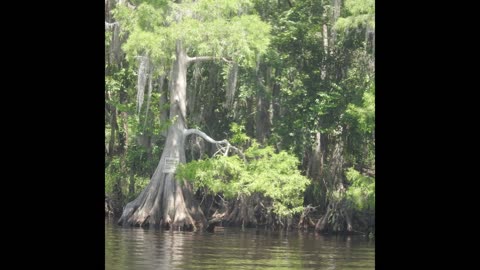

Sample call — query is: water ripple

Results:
[106,220,374,270]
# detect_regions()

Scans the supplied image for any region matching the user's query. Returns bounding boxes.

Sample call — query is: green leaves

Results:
[229,122,250,144]
[131,0,168,9]
[176,140,310,218]
[335,0,375,31]
[192,0,254,21]
[176,155,244,198]
[345,167,375,210]
[136,3,165,31]
[346,76,375,134]
[113,0,271,68]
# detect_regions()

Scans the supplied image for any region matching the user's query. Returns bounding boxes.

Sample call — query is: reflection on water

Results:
[105,219,374,270]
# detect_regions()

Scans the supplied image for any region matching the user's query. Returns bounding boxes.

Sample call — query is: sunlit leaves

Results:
[229,122,250,144]
[176,133,310,217]
[136,3,166,31]
[192,0,254,21]
[345,167,375,210]
[112,5,136,34]
[131,0,168,9]
[113,0,270,68]
[346,83,374,133]
[335,0,375,30]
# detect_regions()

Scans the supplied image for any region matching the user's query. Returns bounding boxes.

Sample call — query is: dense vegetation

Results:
[105,0,374,236]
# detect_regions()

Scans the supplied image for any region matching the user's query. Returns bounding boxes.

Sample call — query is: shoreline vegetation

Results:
[106,0,374,237]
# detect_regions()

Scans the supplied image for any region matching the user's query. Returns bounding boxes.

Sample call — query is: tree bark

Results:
[310,131,324,181]
[246,97,255,138]
[226,194,258,228]
[118,41,239,231]
[106,91,117,156]
[314,135,352,234]
[315,201,334,233]
[271,68,281,127]
[158,75,169,138]
[255,65,270,144]
[298,205,317,229]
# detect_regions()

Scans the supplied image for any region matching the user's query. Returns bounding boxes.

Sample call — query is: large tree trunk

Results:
[118,41,206,230]
[314,134,354,234]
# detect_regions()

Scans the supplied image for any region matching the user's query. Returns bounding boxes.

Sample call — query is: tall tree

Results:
[112,0,271,230]
[258,0,375,233]
[105,0,133,216]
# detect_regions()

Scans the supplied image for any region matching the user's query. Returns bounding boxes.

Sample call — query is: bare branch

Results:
[184,128,245,161]
[224,143,230,157]
[118,0,136,10]
[224,144,245,161]
[213,147,225,157]
[221,57,234,64]
[186,56,216,63]
[127,1,136,10]
[187,56,234,64]
[184,129,227,144]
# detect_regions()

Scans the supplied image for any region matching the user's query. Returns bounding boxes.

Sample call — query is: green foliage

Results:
[113,0,271,69]
[106,0,375,228]
[105,141,162,200]
[112,5,136,33]
[105,157,121,195]
[346,82,374,133]
[131,0,168,9]
[104,157,126,196]
[130,175,150,200]
[105,157,150,201]
[136,4,164,31]
[105,58,166,202]
[177,131,310,217]
[335,0,375,30]
[229,122,250,145]
[192,0,254,19]
[345,168,375,210]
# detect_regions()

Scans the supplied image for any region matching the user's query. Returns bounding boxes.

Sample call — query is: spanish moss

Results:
[136,56,149,114]
[143,66,153,130]
[225,62,238,109]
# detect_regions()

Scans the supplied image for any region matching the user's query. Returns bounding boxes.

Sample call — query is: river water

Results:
[105,219,374,269]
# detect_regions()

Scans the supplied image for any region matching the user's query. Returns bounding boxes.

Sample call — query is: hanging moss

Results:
[136,55,149,114]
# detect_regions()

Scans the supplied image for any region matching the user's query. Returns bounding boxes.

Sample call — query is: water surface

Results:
[105,219,374,269]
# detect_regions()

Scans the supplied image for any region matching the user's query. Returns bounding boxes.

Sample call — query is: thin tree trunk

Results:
[343,208,353,232]
[128,174,135,200]
[331,0,342,46]
[310,131,324,181]
[108,102,116,156]
[246,97,255,138]
[255,64,270,144]
[321,9,329,80]
[315,201,334,233]
[271,68,281,127]
[159,75,168,137]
